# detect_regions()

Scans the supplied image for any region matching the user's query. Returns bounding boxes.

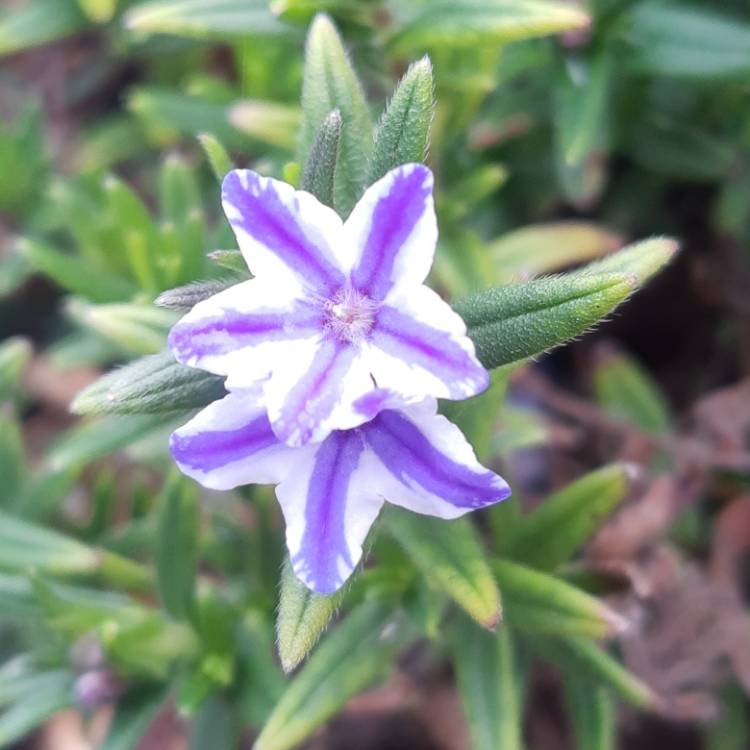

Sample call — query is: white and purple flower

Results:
[168,163,488,448]
[170,389,511,593]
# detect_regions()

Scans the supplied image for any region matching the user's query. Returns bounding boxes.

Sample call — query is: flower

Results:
[168,164,488,448]
[170,389,510,594]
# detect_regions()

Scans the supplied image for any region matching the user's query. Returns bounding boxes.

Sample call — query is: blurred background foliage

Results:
[1,0,750,748]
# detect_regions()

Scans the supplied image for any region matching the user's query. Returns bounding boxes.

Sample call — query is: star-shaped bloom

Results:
[170,390,510,594]
[168,164,488,447]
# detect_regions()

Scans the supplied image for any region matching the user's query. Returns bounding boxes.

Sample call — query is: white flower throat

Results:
[323,287,379,343]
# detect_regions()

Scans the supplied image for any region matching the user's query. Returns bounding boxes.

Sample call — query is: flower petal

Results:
[345,164,436,300]
[222,169,346,294]
[264,337,375,447]
[275,430,384,594]
[170,391,299,490]
[362,406,511,519]
[366,285,489,402]
[168,278,322,380]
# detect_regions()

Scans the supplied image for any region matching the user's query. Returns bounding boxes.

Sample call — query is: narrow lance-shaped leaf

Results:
[16,237,137,303]
[383,507,502,629]
[490,221,622,284]
[625,2,750,81]
[389,0,590,51]
[155,278,239,311]
[499,463,634,570]
[123,0,287,38]
[255,600,409,750]
[368,56,434,183]
[0,671,75,748]
[207,249,249,275]
[299,109,342,208]
[299,13,372,217]
[197,133,234,182]
[276,557,343,673]
[460,237,678,370]
[452,615,523,750]
[492,559,627,639]
[592,345,672,434]
[65,300,177,356]
[155,473,198,620]
[72,350,226,416]
[0,511,152,591]
[529,634,659,710]
[0,337,32,402]
[564,675,616,750]
[0,410,24,508]
[229,100,302,150]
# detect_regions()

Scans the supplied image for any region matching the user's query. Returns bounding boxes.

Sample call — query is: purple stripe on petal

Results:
[222,170,345,294]
[169,301,322,363]
[363,410,509,509]
[170,413,277,472]
[350,165,433,301]
[371,305,488,396]
[293,430,365,594]
[272,338,359,446]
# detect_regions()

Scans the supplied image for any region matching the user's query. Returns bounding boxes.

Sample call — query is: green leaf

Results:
[0,0,86,56]
[0,338,30,401]
[592,347,671,434]
[72,351,226,416]
[65,300,176,356]
[625,2,750,80]
[459,237,678,370]
[155,474,198,620]
[0,409,24,507]
[556,52,612,169]
[460,273,636,370]
[300,109,342,208]
[368,55,434,184]
[627,118,734,183]
[45,414,171,472]
[277,558,343,673]
[490,221,622,283]
[124,0,287,38]
[564,676,615,750]
[0,671,74,747]
[0,511,152,590]
[452,616,523,750]
[384,507,501,629]
[100,686,166,750]
[492,559,627,639]
[77,0,118,23]
[16,237,137,303]
[207,249,249,275]
[500,464,632,570]
[197,133,235,182]
[229,100,302,150]
[390,0,589,51]
[0,510,98,575]
[190,695,237,750]
[255,600,408,750]
[155,279,238,311]
[530,634,658,709]
[299,13,372,217]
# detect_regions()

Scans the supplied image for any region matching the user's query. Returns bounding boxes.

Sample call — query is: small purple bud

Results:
[74,669,122,711]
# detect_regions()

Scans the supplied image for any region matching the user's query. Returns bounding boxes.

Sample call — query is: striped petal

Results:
[361,404,511,519]
[345,164,436,301]
[169,391,300,490]
[222,169,347,295]
[168,278,322,381]
[366,284,488,402]
[276,429,384,594]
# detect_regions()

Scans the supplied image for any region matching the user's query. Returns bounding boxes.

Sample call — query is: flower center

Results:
[323,287,378,343]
